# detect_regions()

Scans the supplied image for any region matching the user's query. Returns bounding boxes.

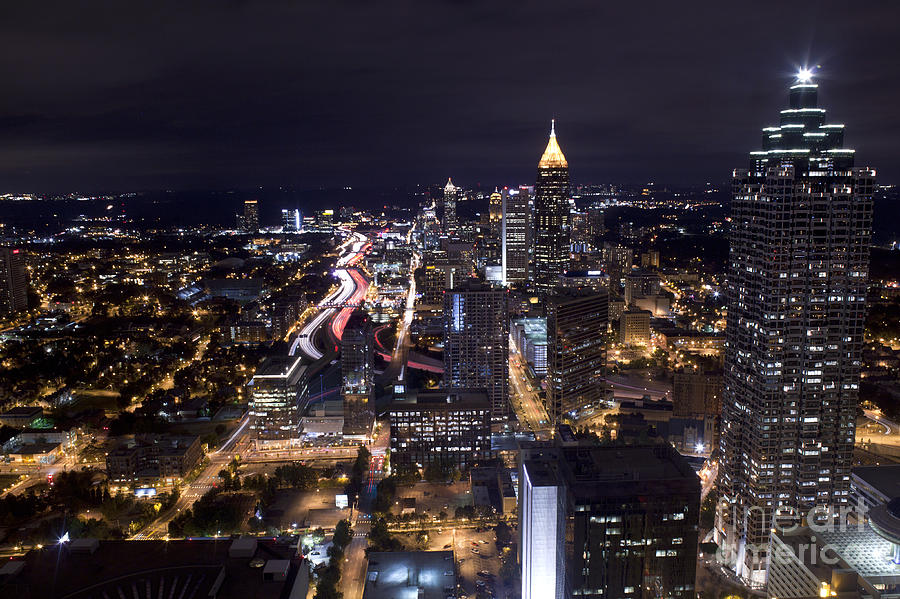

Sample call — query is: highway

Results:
[290,232,369,360]
[131,414,252,540]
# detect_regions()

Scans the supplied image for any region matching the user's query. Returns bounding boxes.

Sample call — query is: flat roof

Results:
[816,528,900,582]
[852,464,900,502]
[363,551,456,599]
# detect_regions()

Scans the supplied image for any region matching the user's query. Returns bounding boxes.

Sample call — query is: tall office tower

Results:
[281,208,301,232]
[240,198,259,232]
[248,356,307,450]
[502,186,531,284]
[717,72,875,583]
[520,441,700,599]
[546,289,608,428]
[0,248,28,315]
[489,187,502,225]
[443,178,459,231]
[443,279,509,419]
[341,310,375,440]
[532,120,570,294]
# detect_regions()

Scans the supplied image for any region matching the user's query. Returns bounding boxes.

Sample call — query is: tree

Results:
[495,521,512,546]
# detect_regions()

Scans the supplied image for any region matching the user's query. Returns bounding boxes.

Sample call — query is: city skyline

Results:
[1,4,900,599]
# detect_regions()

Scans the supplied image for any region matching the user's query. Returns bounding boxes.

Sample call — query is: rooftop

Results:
[538,120,568,169]
[363,551,456,599]
[2,539,305,599]
[852,464,900,502]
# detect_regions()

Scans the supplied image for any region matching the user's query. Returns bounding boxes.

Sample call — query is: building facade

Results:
[341,310,375,439]
[717,74,875,582]
[443,178,459,232]
[388,390,492,471]
[520,441,700,599]
[502,186,531,284]
[248,356,308,448]
[443,279,509,419]
[546,289,609,427]
[0,247,28,315]
[532,121,570,294]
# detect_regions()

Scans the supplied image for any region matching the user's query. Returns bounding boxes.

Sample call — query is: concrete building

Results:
[388,389,492,471]
[1,538,309,599]
[502,186,531,284]
[619,309,651,345]
[443,178,459,232]
[768,525,900,599]
[0,247,28,315]
[673,370,722,419]
[443,279,509,419]
[546,289,609,427]
[106,434,203,487]
[341,310,375,440]
[511,317,548,376]
[248,356,308,449]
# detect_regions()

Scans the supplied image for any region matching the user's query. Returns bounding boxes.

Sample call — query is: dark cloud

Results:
[0,0,898,192]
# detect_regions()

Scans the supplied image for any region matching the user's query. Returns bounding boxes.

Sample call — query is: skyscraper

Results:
[489,187,502,225]
[0,247,28,315]
[546,289,608,428]
[281,208,301,232]
[443,178,459,232]
[239,198,259,232]
[717,72,874,582]
[341,310,375,439]
[532,120,570,294]
[502,186,531,284]
[443,279,509,419]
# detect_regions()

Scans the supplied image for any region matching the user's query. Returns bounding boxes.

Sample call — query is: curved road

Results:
[291,232,369,361]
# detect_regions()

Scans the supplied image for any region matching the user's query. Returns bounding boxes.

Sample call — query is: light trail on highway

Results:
[291,232,369,360]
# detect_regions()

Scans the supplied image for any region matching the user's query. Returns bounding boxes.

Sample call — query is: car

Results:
[471,548,480,554]
[478,570,490,577]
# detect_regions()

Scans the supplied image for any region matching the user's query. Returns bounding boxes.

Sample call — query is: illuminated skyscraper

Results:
[443,178,459,231]
[489,187,502,225]
[341,310,375,440]
[502,186,531,284]
[281,208,301,232]
[0,247,28,315]
[443,279,509,419]
[717,72,874,582]
[239,198,259,232]
[532,120,570,294]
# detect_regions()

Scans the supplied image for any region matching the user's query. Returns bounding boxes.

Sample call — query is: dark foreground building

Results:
[0,538,308,599]
[520,440,700,599]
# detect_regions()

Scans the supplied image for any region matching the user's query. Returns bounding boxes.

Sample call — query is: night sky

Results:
[2,1,899,193]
